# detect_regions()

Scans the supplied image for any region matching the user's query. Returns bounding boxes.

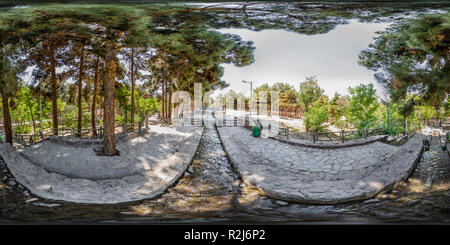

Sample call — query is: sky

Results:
[214,20,390,98]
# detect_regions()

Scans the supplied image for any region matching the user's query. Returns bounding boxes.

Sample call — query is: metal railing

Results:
[309,128,384,143]
[278,127,289,139]
[223,117,238,127]
[12,121,146,146]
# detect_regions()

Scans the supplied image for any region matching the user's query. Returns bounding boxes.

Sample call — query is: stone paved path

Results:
[217,126,424,203]
[0,125,203,204]
[0,114,447,223]
[341,134,449,222]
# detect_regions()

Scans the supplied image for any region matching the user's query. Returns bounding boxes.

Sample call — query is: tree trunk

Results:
[1,88,12,145]
[48,46,58,135]
[386,102,390,134]
[124,110,128,130]
[130,48,135,127]
[77,45,85,137]
[91,55,99,136]
[103,40,118,156]
[165,81,169,118]
[28,106,36,135]
[168,79,172,122]
[404,117,407,135]
[39,96,43,133]
[162,79,166,119]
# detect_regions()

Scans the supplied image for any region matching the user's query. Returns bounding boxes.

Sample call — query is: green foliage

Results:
[0,50,20,96]
[303,103,329,132]
[60,102,90,129]
[61,104,77,129]
[2,3,447,142]
[329,93,350,130]
[359,12,450,108]
[10,101,32,134]
[135,94,159,122]
[249,83,301,115]
[298,76,324,113]
[146,10,255,96]
[223,89,246,110]
[115,115,127,125]
[115,85,132,122]
[435,106,447,121]
[416,105,436,122]
[347,84,379,131]
[9,85,50,134]
[379,102,404,135]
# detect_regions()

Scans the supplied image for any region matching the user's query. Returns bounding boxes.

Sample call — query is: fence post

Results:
[71,128,75,138]
[123,123,127,133]
[364,129,368,139]
[287,127,289,140]
[341,130,345,143]
[99,126,103,139]
[312,130,316,143]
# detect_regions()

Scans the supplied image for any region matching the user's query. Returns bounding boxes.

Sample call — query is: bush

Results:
[303,104,329,132]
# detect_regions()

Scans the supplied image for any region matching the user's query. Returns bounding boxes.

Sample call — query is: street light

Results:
[242,80,253,117]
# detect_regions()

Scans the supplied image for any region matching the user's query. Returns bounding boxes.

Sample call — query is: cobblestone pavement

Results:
[0,113,448,223]
[339,135,449,222]
[0,125,203,204]
[217,126,424,203]
[20,125,198,180]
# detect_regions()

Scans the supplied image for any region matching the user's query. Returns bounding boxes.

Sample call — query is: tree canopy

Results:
[359,13,450,108]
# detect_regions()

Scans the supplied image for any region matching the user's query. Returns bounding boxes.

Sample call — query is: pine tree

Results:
[359,12,450,109]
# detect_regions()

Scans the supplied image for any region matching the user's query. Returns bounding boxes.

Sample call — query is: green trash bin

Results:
[252,125,261,137]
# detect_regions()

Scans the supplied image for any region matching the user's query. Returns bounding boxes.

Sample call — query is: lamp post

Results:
[242,80,253,118]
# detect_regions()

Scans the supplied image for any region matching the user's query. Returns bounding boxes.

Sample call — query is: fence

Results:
[12,120,146,146]
[309,128,384,143]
